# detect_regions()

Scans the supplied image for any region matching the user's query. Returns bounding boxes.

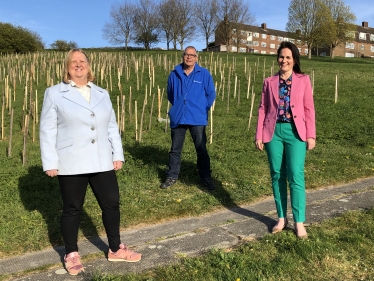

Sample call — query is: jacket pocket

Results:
[57,138,73,150]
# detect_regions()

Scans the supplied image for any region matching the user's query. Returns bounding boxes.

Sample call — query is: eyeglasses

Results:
[183,53,197,58]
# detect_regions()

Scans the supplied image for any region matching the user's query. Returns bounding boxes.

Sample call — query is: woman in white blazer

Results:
[40,49,141,276]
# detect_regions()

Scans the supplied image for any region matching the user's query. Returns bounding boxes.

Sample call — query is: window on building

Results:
[240,39,246,44]
[247,41,252,46]
[270,52,275,55]
[232,29,236,34]
[278,36,283,41]
[232,46,237,52]
[298,48,301,53]
[345,42,355,49]
[270,35,276,40]
[240,30,246,35]
[359,32,366,40]
[304,49,308,54]
[253,32,259,37]
[361,44,365,50]
[253,41,259,46]
[290,39,295,43]
[370,34,374,41]
[262,34,267,39]
[283,38,289,42]
[270,43,275,49]
[232,38,237,43]
[371,46,374,52]
[254,50,259,53]
[261,42,267,47]
[296,40,301,44]
[345,52,354,57]
[248,32,252,37]
[240,47,246,52]
[261,51,266,54]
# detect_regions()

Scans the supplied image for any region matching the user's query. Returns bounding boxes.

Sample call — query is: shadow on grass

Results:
[127,144,276,232]
[18,165,109,260]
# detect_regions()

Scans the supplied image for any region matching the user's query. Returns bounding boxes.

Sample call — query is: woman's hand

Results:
[113,161,123,171]
[307,138,316,150]
[255,139,264,151]
[45,169,58,177]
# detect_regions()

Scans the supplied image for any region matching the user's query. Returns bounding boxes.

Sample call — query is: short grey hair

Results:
[182,46,198,57]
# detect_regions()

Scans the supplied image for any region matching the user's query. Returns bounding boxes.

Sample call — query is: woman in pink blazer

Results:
[255,42,316,239]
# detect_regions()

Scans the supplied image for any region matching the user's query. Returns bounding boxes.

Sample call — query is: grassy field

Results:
[91,208,374,281]
[0,50,373,258]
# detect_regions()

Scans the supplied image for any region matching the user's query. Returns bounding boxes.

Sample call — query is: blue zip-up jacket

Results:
[167,63,216,128]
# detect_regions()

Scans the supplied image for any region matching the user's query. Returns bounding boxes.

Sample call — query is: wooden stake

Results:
[23,114,30,165]
[8,108,13,157]
[248,92,256,130]
[334,74,338,103]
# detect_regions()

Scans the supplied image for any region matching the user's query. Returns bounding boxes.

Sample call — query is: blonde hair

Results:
[63,49,95,83]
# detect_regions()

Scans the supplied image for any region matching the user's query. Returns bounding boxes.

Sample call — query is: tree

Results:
[102,2,136,50]
[194,0,220,50]
[215,0,255,52]
[158,0,177,50]
[287,0,328,59]
[0,22,44,53]
[174,0,195,50]
[323,0,356,58]
[50,40,78,51]
[133,0,159,50]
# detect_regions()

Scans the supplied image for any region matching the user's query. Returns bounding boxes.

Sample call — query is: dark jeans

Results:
[58,170,121,255]
[166,125,211,179]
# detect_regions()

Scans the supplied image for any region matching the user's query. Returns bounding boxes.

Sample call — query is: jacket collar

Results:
[269,71,303,102]
[59,82,105,110]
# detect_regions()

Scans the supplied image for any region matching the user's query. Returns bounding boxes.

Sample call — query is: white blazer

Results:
[40,82,124,175]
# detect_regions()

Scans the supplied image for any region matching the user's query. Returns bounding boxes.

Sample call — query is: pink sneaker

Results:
[108,243,142,262]
[64,252,84,275]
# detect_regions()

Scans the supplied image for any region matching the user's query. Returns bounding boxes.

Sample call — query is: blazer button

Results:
[91,140,95,144]
[91,126,95,130]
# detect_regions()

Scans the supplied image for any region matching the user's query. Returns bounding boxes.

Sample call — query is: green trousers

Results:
[264,122,307,222]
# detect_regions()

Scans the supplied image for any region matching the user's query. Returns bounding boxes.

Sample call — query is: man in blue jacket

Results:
[160,46,216,190]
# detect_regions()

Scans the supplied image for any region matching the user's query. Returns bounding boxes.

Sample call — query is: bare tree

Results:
[133,0,160,49]
[102,2,136,50]
[215,0,255,52]
[194,0,219,49]
[287,0,328,59]
[175,0,195,50]
[158,0,177,50]
[323,0,356,58]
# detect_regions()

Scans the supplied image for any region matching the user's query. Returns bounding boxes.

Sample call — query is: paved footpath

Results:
[2,178,374,281]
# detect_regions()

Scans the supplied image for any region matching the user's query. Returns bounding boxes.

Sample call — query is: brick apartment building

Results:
[209,21,374,58]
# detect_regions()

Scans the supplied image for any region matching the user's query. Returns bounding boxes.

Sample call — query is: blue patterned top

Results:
[277,75,292,122]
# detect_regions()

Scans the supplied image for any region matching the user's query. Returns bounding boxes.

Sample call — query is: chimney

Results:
[362,21,368,28]
[261,23,267,30]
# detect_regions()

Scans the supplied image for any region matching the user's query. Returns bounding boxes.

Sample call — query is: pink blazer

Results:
[255,72,316,143]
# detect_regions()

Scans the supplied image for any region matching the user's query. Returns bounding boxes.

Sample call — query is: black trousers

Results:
[58,170,120,254]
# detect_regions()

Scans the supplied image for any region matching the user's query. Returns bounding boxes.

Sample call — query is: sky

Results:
[1,0,373,51]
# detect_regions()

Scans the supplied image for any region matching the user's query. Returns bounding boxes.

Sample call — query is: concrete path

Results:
[2,177,374,281]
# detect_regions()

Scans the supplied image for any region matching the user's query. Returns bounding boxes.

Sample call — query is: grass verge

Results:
[92,207,374,281]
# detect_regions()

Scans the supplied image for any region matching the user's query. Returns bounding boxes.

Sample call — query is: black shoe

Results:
[160,178,177,189]
[201,178,216,190]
